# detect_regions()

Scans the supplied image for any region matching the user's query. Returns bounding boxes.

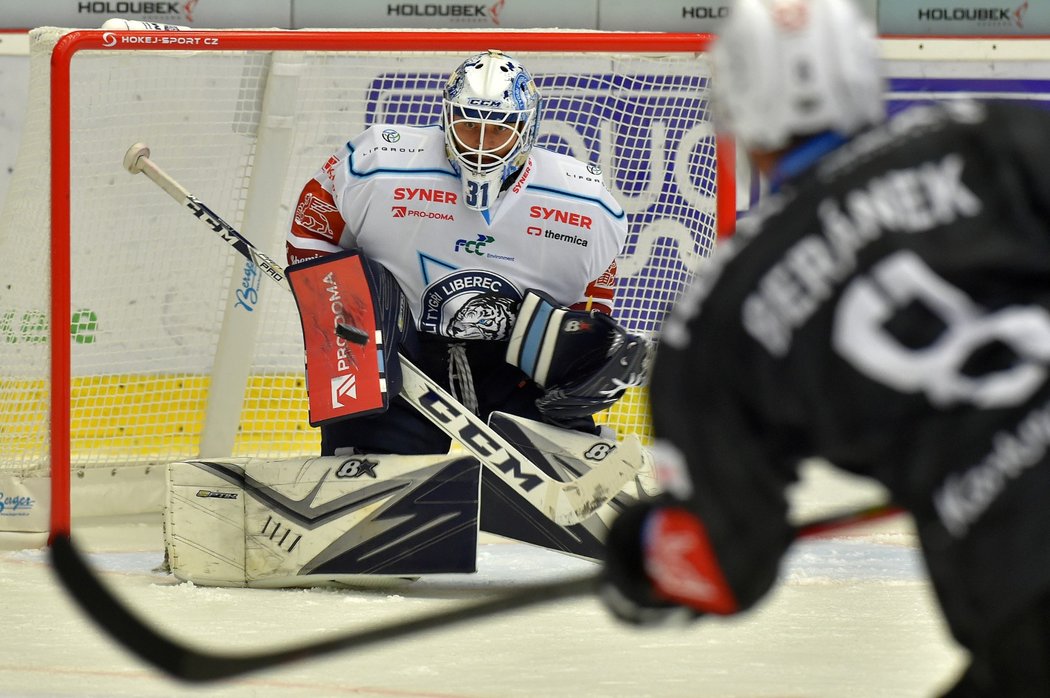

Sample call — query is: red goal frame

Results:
[47,30,732,541]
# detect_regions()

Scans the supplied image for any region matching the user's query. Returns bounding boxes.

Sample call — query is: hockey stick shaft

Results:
[122,146,290,291]
[49,502,903,682]
[123,143,638,526]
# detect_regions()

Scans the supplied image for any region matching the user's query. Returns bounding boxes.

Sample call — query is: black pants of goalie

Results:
[940,592,1050,698]
[319,331,598,456]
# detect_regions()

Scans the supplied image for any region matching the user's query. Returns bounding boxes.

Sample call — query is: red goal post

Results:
[1,28,732,543]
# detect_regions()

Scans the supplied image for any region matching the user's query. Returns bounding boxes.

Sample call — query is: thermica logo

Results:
[524,227,589,248]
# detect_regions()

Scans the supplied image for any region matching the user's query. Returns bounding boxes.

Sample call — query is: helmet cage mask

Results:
[441,51,541,211]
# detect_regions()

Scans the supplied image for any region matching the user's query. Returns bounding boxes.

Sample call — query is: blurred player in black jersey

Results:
[600,0,1050,695]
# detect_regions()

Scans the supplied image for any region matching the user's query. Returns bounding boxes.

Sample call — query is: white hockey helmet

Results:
[441,50,541,211]
[710,0,885,152]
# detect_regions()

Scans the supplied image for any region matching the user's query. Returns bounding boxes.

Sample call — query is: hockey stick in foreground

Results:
[49,504,904,683]
[121,143,641,527]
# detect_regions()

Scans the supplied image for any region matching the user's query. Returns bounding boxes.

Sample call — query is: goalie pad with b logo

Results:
[164,454,481,587]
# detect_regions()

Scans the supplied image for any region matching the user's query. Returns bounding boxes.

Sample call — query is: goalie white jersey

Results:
[288,124,628,340]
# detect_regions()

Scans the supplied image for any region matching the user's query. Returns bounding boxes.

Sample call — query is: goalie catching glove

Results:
[601,500,739,626]
[506,289,648,428]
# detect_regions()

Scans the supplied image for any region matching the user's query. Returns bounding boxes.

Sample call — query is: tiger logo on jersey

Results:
[446,294,519,340]
[420,269,523,340]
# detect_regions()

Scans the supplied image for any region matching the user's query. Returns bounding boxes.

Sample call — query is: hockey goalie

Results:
[164,49,655,587]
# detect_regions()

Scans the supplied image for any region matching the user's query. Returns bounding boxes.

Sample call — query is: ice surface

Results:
[0,464,966,698]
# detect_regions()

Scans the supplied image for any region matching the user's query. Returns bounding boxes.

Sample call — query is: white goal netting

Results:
[0,28,725,528]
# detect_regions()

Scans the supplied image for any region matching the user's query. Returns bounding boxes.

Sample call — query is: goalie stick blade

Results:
[402,364,641,526]
[48,533,597,683]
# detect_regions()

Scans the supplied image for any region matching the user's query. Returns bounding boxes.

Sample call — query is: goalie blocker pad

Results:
[287,249,410,426]
[506,289,649,424]
[165,454,481,587]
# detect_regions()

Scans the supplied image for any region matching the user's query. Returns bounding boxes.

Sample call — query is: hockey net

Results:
[0,28,729,538]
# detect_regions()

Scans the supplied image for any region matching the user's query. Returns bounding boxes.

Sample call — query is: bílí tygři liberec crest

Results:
[420,269,522,340]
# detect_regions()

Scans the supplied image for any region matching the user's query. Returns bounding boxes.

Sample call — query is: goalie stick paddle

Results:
[122,142,639,526]
[49,503,903,683]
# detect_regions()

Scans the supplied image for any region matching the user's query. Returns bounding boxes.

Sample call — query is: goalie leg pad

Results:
[287,249,412,426]
[481,411,657,561]
[165,454,480,588]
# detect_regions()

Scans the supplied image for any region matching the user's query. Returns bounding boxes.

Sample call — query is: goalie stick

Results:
[122,143,640,527]
[49,503,904,683]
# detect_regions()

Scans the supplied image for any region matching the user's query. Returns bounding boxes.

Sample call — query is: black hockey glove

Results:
[505,289,648,428]
[601,501,739,626]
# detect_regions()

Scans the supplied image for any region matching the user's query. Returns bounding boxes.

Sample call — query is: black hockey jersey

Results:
[651,100,1050,650]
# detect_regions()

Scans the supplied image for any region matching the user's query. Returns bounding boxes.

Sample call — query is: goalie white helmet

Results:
[441,50,541,211]
[710,0,885,152]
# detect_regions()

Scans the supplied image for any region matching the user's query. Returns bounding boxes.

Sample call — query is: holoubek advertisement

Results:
[0,0,293,28]
[597,2,731,31]
[879,0,1049,35]
[292,0,596,28]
